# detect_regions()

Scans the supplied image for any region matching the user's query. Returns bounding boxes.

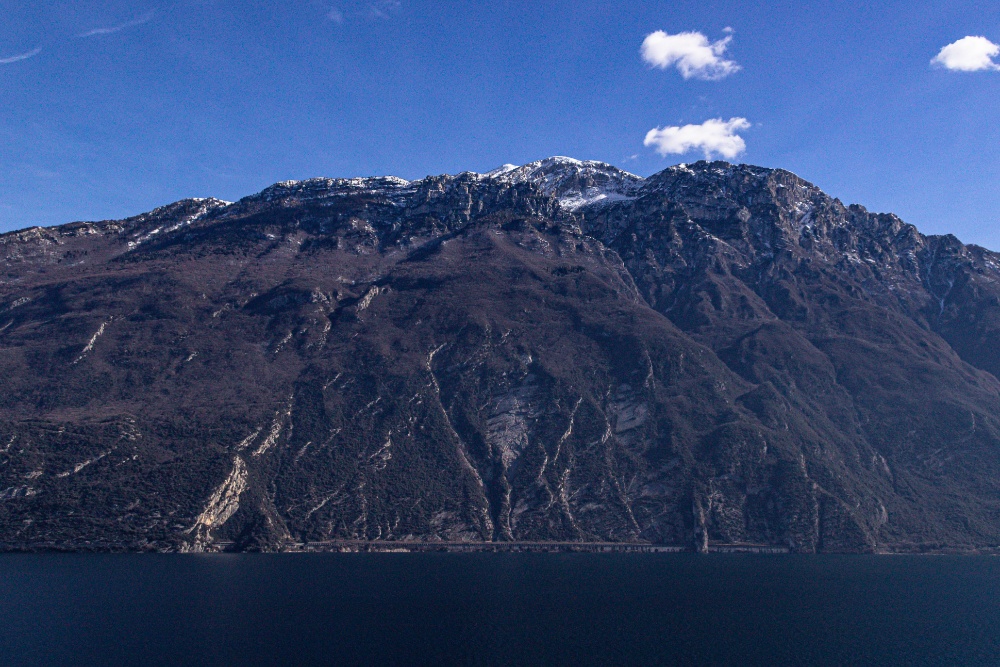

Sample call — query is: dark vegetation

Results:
[2,160,1000,552]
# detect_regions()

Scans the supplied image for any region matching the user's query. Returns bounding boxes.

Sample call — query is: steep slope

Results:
[583,162,1000,552]
[1,159,1000,553]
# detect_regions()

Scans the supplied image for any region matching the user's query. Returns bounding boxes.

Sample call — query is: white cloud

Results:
[932,36,1000,72]
[325,2,398,24]
[644,118,751,160]
[78,11,154,38]
[641,29,740,80]
[368,1,400,19]
[0,47,41,65]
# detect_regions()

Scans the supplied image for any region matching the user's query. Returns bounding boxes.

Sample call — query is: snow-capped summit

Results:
[215,157,643,215]
[484,164,519,178]
[481,156,644,211]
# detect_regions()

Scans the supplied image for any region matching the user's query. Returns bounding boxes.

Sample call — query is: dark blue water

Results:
[1,555,999,666]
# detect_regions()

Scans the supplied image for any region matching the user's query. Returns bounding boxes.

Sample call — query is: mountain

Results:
[3,156,1000,553]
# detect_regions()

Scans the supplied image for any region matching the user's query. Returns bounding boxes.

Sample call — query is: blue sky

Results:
[2,1,999,247]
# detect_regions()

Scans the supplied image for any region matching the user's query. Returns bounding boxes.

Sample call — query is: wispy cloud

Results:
[0,47,42,65]
[932,36,1000,72]
[644,117,751,160]
[78,11,155,38]
[368,1,400,19]
[641,28,740,81]
[327,1,400,23]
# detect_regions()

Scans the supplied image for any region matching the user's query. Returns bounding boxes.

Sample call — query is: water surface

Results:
[1,554,998,665]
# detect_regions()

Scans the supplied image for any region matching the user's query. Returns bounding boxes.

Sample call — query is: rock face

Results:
[3,156,1000,552]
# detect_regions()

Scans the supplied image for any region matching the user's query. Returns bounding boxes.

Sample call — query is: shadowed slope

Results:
[2,159,1000,552]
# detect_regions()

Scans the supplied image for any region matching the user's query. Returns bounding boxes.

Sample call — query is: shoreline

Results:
[3,540,997,555]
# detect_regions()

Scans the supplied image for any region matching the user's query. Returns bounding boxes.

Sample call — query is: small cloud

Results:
[0,47,41,65]
[932,36,1000,72]
[368,1,400,19]
[78,11,154,38]
[641,29,740,80]
[644,117,751,160]
[325,2,399,23]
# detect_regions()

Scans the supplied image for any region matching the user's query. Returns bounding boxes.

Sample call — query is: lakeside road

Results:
[208,540,788,554]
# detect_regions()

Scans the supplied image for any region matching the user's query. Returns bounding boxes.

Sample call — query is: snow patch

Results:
[481,156,644,211]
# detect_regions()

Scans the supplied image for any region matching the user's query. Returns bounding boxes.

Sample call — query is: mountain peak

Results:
[4,153,1000,554]
[479,156,643,211]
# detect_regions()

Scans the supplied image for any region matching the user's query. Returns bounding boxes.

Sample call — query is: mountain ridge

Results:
[3,157,1000,553]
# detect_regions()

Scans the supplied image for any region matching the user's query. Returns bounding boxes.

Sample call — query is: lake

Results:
[1,554,998,665]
